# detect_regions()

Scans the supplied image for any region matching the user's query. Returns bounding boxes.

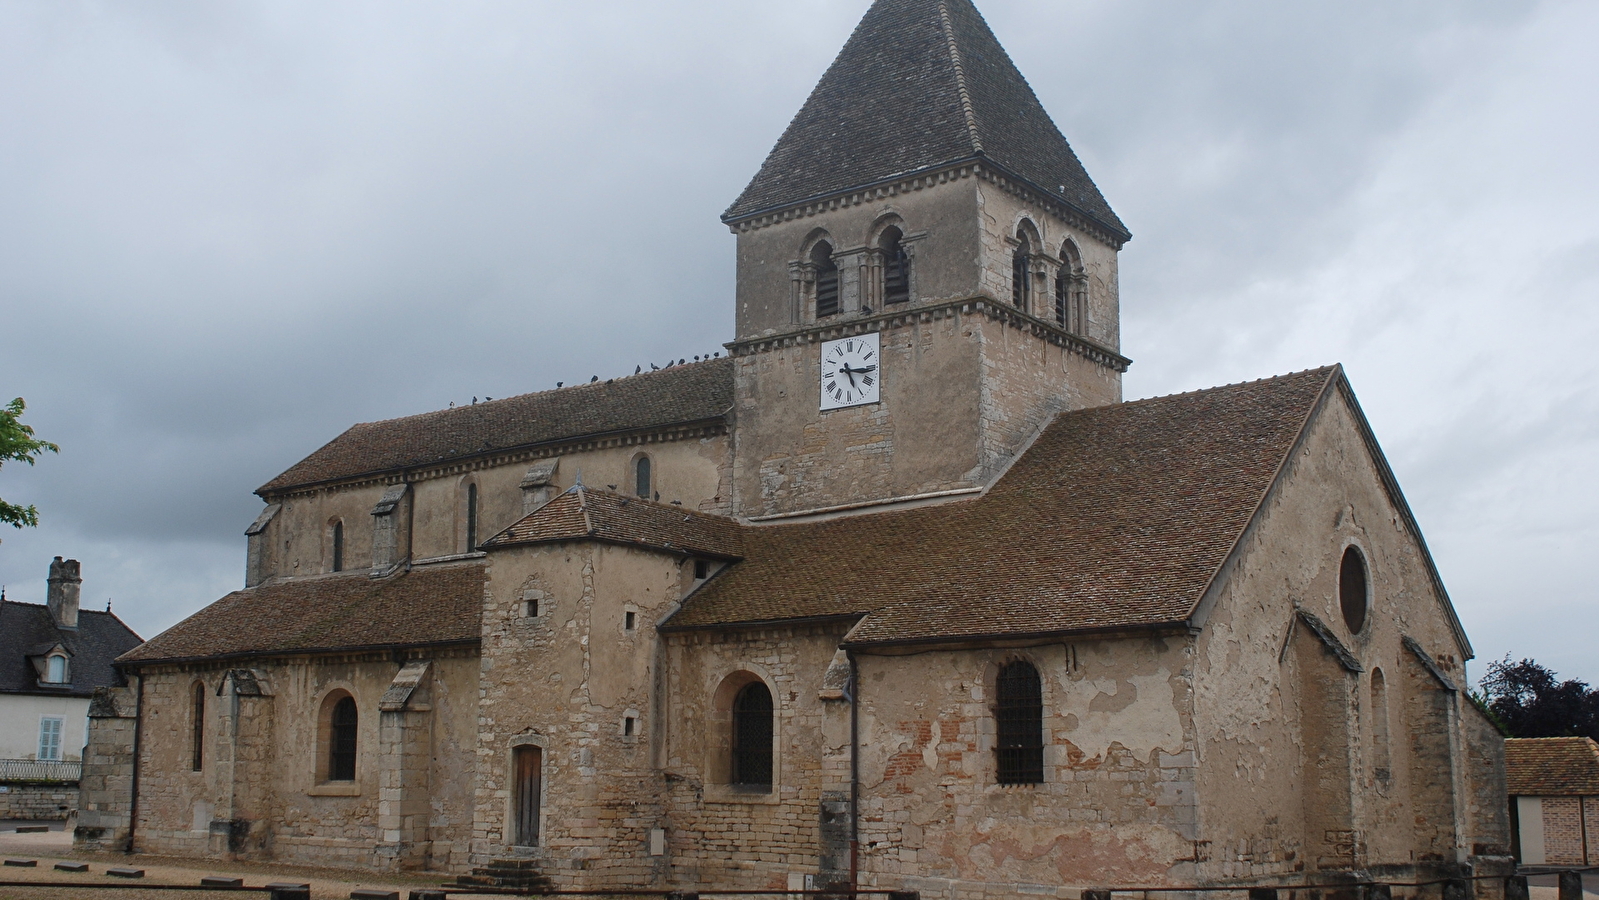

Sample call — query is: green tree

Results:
[0,397,59,540]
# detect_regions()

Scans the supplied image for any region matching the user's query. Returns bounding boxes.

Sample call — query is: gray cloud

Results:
[1,0,1594,684]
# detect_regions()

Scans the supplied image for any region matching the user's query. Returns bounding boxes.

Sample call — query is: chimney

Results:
[47,556,81,629]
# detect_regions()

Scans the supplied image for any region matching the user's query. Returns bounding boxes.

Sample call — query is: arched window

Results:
[465,482,479,552]
[330,520,344,573]
[328,695,358,781]
[1370,667,1391,785]
[880,226,911,304]
[45,654,66,684]
[1054,240,1082,332]
[1012,235,1032,312]
[1340,546,1369,633]
[635,455,652,499]
[995,660,1043,784]
[812,241,840,318]
[191,681,206,772]
[731,681,774,788]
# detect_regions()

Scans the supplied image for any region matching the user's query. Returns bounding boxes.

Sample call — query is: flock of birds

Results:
[448,351,724,408]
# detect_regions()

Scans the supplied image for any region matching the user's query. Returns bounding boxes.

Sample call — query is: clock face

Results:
[820,332,881,410]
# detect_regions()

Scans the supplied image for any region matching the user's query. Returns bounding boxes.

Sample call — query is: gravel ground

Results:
[0,823,445,900]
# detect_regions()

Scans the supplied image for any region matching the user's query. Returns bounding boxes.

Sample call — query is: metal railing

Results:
[0,758,81,782]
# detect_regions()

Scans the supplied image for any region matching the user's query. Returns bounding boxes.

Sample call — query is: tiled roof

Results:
[0,601,143,696]
[723,0,1127,241]
[1505,737,1599,796]
[259,359,733,495]
[119,562,484,664]
[483,486,744,560]
[665,367,1338,642]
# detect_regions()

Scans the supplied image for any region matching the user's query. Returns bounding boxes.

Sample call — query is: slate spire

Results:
[724,0,1128,241]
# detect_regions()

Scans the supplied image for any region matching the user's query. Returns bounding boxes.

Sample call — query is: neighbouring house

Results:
[0,557,142,819]
[78,0,1511,895]
[1506,737,1599,866]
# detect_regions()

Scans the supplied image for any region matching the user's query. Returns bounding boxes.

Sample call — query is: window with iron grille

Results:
[994,660,1043,784]
[329,696,358,781]
[813,242,840,317]
[731,681,774,789]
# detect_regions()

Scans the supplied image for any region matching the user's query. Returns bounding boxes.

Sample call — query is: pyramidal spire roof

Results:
[723,0,1128,241]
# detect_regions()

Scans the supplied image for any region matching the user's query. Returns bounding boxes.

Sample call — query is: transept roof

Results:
[723,0,1127,241]
[667,367,1341,643]
[483,485,744,560]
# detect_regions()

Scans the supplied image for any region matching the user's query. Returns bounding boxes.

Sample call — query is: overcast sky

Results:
[1,0,1594,687]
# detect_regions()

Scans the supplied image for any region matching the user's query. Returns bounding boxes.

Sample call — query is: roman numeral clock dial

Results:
[819,332,881,411]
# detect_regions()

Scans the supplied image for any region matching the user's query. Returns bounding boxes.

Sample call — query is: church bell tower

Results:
[725,0,1132,520]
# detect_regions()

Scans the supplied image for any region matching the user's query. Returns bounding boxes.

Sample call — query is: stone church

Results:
[79,0,1510,895]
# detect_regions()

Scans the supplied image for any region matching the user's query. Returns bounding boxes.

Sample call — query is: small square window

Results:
[624,611,636,631]
[694,560,710,580]
[623,716,636,737]
[526,598,539,617]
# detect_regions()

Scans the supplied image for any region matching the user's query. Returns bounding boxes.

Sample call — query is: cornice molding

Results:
[726,296,1131,373]
[724,158,1130,250]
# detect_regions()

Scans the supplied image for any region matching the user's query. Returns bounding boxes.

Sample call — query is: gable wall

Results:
[1191,389,1504,881]
[847,638,1198,898]
[473,541,695,884]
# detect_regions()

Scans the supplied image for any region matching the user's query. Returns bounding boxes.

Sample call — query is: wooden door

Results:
[512,746,541,846]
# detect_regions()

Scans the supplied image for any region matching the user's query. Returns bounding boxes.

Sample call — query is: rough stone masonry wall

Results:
[851,640,1198,900]
[731,314,986,518]
[661,626,852,891]
[130,649,480,872]
[76,685,137,851]
[473,541,692,886]
[0,782,77,819]
[1191,388,1507,883]
[971,312,1121,487]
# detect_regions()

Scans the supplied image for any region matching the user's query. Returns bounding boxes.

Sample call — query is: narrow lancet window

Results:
[465,483,479,552]
[731,681,774,788]
[331,520,344,572]
[329,695,358,781]
[813,242,840,318]
[191,681,206,772]
[635,456,652,499]
[881,227,910,304]
[1054,267,1070,329]
[995,660,1044,784]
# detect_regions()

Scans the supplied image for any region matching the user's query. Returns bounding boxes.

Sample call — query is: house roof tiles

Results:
[666,367,1338,642]
[119,562,484,665]
[0,601,143,697]
[723,0,1127,241]
[1505,737,1599,796]
[259,359,732,495]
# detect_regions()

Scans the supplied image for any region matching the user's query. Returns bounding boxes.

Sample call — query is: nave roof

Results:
[259,358,732,496]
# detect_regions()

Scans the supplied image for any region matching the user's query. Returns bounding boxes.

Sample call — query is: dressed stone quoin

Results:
[79,0,1511,895]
